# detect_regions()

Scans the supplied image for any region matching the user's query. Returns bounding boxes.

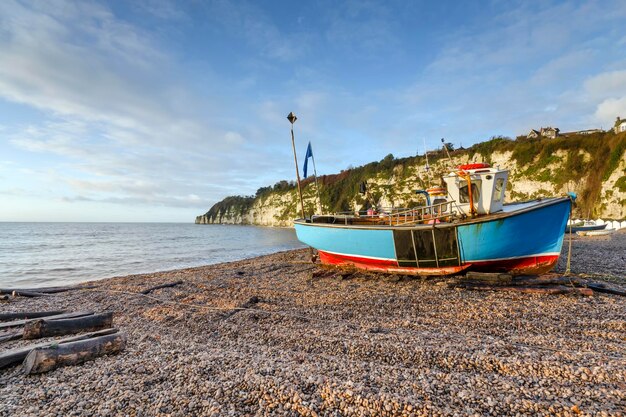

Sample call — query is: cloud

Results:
[200,0,308,62]
[324,0,400,57]
[594,97,626,125]
[584,70,626,98]
[397,0,626,138]
[131,0,188,20]
[0,0,301,214]
[1,0,626,222]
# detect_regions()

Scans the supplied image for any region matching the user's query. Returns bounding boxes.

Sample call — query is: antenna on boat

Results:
[441,138,453,161]
[287,112,306,219]
[423,139,433,183]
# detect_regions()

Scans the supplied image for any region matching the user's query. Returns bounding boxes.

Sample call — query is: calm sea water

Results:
[0,223,304,289]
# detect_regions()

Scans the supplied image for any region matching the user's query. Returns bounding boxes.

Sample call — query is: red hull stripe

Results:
[470,255,559,275]
[318,251,470,276]
[318,251,559,276]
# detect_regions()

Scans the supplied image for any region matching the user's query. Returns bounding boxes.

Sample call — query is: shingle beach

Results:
[1,232,625,417]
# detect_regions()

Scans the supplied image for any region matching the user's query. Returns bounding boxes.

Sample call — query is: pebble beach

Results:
[1,233,625,416]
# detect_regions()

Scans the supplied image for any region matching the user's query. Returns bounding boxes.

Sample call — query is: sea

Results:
[0,223,304,289]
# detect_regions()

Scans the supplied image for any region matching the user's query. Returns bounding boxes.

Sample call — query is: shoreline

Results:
[1,222,303,290]
[1,234,625,416]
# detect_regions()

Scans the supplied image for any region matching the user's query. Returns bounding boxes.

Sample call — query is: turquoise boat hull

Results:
[294,197,571,275]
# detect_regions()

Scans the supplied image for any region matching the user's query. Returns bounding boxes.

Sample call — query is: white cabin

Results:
[443,164,509,216]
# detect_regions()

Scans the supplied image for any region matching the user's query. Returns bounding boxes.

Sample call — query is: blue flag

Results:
[303,141,313,178]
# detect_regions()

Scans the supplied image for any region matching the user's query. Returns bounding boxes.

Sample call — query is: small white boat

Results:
[566,221,607,233]
[577,229,616,236]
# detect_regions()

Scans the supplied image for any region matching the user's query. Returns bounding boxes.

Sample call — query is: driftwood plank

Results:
[0,311,94,330]
[1,290,50,298]
[24,333,126,374]
[140,280,183,295]
[0,331,23,343]
[0,286,96,295]
[512,277,581,286]
[463,272,513,284]
[20,285,97,294]
[23,312,114,340]
[584,283,626,297]
[0,328,118,369]
[0,311,67,321]
[460,285,593,296]
[23,332,126,374]
[222,296,261,319]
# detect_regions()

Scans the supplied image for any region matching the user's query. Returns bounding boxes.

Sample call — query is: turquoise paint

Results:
[295,199,571,264]
[458,199,570,261]
[294,224,396,259]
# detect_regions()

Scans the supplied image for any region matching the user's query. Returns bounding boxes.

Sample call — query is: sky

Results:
[1,0,625,222]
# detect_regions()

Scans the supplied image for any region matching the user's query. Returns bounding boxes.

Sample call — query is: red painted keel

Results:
[318,251,471,276]
[318,251,559,276]
[469,255,559,275]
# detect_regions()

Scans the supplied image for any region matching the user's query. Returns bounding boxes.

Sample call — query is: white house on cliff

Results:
[527,126,560,139]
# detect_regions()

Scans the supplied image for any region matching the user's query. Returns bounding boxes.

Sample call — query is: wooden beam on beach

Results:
[0,331,23,343]
[140,280,183,295]
[512,277,581,286]
[23,312,114,340]
[457,285,594,296]
[23,331,127,374]
[462,272,513,284]
[0,286,97,296]
[222,296,261,319]
[2,289,50,298]
[584,283,626,297]
[0,328,118,369]
[35,285,97,293]
[0,310,67,321]
[0,311,94,330]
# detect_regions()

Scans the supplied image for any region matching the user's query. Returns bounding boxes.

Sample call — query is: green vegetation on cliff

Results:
[198,131,626,223]
[202,195,254,223]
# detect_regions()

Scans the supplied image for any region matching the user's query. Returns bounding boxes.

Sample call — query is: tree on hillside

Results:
[443,142,455,152]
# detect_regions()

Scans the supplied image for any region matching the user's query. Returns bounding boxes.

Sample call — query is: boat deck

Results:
[308,198,558,228]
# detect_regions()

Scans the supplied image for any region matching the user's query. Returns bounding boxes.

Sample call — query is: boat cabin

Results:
[309,163,509,226]
[442,163,508,216]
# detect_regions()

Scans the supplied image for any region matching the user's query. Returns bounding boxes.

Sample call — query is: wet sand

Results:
[1,232,625,416]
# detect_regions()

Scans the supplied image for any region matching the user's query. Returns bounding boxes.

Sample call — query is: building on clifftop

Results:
[527,129,540,139]
[614,117,626,134]
[527,127,560,139]
[540,126,560,139]
[560,128,603,137]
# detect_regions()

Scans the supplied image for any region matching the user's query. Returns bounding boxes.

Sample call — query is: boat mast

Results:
[287,112,306,219]
[310,145,323,214]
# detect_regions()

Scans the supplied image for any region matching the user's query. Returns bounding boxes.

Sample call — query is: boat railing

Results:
[389,200,457,225]
[321,200,457,226]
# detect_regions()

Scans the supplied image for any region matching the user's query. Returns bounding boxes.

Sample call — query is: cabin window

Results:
[493,178,505,202]
[459,183,480,204]
[432,198,448,213]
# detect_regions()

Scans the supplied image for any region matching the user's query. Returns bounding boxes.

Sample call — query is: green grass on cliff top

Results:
[202,131,626,221]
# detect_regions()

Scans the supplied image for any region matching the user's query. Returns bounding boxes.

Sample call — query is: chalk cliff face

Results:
[196,133,626,226]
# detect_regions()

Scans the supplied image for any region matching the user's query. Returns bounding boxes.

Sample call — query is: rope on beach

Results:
[80,288,315,323]
[565,204,574,275]
[77,287,625,360]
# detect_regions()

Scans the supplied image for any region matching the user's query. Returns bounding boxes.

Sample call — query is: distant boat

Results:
[566,221,607,233]
[577,228,615,236]
[294,163,573,276]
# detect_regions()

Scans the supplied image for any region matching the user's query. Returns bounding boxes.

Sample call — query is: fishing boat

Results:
[565,221,607,234]
[576,228,615,237]
[294,163,574,276]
